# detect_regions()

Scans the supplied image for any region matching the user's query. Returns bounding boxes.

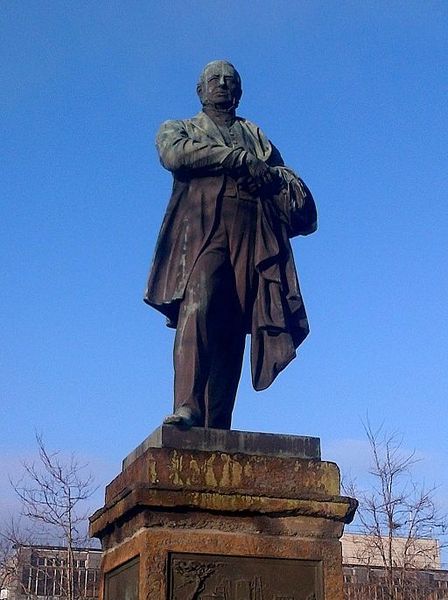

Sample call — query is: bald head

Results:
[197,60,242,108]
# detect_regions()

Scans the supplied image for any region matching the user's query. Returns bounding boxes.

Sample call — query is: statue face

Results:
[198,61,242,107]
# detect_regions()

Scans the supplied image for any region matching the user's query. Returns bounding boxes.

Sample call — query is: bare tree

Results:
[9,434,97,600]
[344,422,447,600]
[0,518,33,595]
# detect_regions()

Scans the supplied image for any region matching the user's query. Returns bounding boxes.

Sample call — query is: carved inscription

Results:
[104,556,139,600]
[168,553,321,600]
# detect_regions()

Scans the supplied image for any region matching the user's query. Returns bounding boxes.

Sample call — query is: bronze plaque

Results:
[104,556,139,600]
[168,553,321,600]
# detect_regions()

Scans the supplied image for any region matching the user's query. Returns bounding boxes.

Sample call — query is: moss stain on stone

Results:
[188,458,201,485]
[220,454,243,488]
[169,451,185,486]
[147,455,158,484]
[204,453,218,487]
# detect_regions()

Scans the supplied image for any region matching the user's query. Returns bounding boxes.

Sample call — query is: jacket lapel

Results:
[189,112,272,162]
[190,112,227,144]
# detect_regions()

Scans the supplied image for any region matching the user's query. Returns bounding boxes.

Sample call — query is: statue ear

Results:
[196,82,204,103]
[235,87,242,106]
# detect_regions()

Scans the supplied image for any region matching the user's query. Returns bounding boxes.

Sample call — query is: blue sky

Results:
[1,1,447,535]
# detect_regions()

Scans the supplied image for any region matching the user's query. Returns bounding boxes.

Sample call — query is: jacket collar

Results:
[190,111,245,144]
[190,111,271,162]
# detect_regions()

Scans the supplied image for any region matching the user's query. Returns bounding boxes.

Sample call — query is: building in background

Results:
[342,532,441,570]
[1,545,101,600]
[342,533,448,599]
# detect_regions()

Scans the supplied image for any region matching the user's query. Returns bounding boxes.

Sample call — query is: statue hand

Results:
[245,154,278,188]
[237,175,259,195]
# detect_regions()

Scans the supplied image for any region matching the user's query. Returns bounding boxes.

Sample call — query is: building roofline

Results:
[343,562,448,575]
[13,543,101,553]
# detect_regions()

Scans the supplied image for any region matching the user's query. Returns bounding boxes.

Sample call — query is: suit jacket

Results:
[144,111,317,390]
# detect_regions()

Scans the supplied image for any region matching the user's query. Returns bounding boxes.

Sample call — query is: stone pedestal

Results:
[90,427,356,600]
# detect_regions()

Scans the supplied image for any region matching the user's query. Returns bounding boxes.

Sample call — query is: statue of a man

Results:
[144,60,317,430]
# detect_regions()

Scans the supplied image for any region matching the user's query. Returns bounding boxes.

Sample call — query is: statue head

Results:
[197,60,242,109]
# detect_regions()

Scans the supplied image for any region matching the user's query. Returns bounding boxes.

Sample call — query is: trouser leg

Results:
[173,196,257,430]
[204,270,246,429]
[204,197,258,429]
[173,246,239,427]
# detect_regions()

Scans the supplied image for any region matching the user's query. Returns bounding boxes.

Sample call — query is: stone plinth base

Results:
[90,427,357,600]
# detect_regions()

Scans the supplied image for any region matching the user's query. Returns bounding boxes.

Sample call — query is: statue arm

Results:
[266,142,285,168]
[156,119,247,174]
[265,141,318,237]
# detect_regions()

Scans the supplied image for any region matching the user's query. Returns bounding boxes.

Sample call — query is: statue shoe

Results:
[163,406,199,430]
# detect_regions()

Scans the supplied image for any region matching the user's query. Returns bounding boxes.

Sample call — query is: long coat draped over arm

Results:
[144,111,317,391]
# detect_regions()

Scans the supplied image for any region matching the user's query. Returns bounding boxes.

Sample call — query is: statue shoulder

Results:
[235,116,260,132]
[156,114,203,139]
[157,117,189,133]
[236,115,259,128]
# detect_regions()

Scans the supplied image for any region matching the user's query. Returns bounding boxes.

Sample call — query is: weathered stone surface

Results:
[90,484,356,541]
[91,431,357,600]
[123,426,321,469]
[108,447,337,506]
[103,557,139,600]
[97,527,345,600]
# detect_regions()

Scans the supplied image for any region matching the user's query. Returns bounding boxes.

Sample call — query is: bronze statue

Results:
[144,60,317,430]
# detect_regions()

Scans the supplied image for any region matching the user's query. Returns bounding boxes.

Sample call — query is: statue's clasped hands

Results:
[242,154,282,195]
[245,154,276,185]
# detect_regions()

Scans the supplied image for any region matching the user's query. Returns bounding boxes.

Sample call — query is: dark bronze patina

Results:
[169,553,321,599]
[145,60,317,430]
[104,557,139,600]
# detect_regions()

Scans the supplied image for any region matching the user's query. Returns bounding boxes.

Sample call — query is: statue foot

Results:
[163,407,199,430]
